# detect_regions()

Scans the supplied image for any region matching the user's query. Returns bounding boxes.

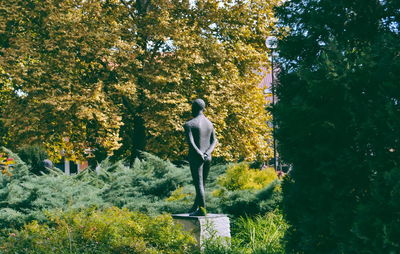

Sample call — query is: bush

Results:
[0,148,282,229]
[215,180,283,217]
[349,166,400,253]
[232,210,288,254]
[17,145,49,175]
[99,153,193,214]
[216,163,277,192]
[203,209,288,254]
[0,207,196,254]
[0,149,104,229]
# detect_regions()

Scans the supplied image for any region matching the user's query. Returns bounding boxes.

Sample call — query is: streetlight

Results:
[265,36,278,171]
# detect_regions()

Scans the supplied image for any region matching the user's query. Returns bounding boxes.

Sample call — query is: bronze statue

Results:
[184,99,217,216]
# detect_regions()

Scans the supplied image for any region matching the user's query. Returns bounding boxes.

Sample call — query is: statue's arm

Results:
[205,127,217,156]
[184,124,204,158]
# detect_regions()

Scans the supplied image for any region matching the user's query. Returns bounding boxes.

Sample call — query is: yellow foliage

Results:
[133,0,278,161]
[1,0,134,161]
[1,0,281,161]
[166,186,192,202]
[2,207,196,254]
[215,163,278,194]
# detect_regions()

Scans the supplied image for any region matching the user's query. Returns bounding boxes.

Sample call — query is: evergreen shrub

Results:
[98,153,193,214]
[216,180,282,217]
[0,148,283,229]
[0,149,104,229]
[17,145,49,175]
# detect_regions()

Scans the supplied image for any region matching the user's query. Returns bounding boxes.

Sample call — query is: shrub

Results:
[166,186,193,202]
[215,180,283,217]
[215,163,277,195]
[0,149,103,229]
[232,210,288,254]
[349,166,400,253]
[0,207,196,254]
[97,153,198,215]
[0,148,281,228]
[17,145,49,175]
[203,209,288,254]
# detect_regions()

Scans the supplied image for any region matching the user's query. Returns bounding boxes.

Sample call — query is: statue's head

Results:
[192,99,206,116]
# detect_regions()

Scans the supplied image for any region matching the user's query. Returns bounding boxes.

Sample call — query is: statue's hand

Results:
[203,153,212,162]
[196,152,205,161]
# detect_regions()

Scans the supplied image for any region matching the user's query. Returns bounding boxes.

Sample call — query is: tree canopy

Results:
[0,0,279,162]
[275,0,400,253]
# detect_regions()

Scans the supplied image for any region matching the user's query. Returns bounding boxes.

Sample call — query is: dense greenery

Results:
[0,149,282,229]
[0,149,285,253]
[275,0,400,253]
[0,0,277,162]
[0,149,103,229]
[0,207,196,254]
[216,163,278,192]
[203,210,288,254]
[0,207,287,254]
[17,145,49,175]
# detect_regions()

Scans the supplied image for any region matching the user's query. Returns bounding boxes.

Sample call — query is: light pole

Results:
[265,36,278,171]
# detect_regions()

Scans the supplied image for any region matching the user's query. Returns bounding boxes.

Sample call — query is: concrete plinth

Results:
[172,213,230,248]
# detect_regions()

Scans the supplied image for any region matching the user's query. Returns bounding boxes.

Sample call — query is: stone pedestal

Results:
[172,213,230,248]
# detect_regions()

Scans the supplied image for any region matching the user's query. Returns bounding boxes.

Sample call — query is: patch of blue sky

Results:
[388,21,399,34]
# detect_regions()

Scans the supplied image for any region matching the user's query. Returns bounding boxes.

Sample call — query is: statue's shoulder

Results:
[203,116,214,127]
[184,118,197,128]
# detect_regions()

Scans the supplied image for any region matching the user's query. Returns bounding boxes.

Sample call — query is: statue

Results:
[184,99,217,216]
[42,159,53,169]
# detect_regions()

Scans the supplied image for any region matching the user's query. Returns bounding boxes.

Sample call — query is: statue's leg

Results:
[203,160,210,187]
[197,162,206,208]
[189,159,206,216]
[189,158,202,212]
[189,163,199,213]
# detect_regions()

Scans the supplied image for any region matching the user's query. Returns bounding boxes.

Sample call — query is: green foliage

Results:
[349,166,400,254]
[17,145,49,175]
[0,207,196,254]
[211,163,281,218]
[276,0,400,253]
[203,209,288,254]
[0,150,287,253]
[214,180,282,218]
[99,152,193,215]
[0,150,282,230]
[232,210,288,254]
[0,149,103,229]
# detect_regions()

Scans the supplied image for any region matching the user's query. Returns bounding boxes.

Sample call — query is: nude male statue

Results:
[184,99,217,216]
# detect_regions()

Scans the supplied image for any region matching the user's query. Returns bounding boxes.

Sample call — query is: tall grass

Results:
[204,209,288,254]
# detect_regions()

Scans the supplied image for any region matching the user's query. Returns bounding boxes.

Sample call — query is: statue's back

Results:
[185,115,213,153]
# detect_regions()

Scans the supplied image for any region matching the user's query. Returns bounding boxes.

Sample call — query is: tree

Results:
[1,0,279,163]
[0,66,14,147]
[0,0,137,161]
[275,0,400,253]
[112,0,279,162]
